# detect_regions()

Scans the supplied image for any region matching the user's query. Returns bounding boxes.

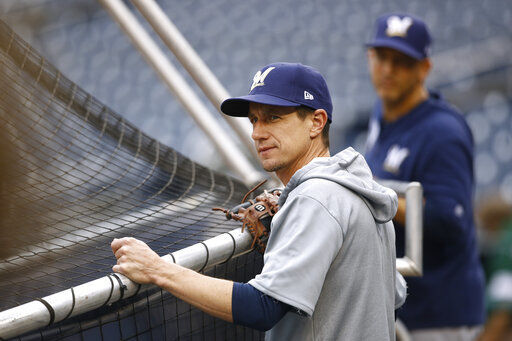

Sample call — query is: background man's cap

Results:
[366,13,432,60]
[221,62,333,122]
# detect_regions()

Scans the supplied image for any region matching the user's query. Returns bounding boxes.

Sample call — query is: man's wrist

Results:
[150,258,180,288]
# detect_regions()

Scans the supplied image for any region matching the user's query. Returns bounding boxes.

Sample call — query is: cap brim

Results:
[221,94,301,117]
[366,38,424,60]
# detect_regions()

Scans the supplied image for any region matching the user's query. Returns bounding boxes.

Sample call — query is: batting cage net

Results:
[0,19,263,340]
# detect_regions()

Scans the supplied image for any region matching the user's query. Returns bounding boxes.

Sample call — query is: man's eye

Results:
[249,117,257,124]
[392,55,416,68]
[398,58,416,68]
[270,115,280,121]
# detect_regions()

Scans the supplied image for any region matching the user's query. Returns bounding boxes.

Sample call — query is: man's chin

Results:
[378,91,398,102]
[262,161,284,173]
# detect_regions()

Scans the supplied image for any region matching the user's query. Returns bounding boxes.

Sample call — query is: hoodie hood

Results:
[279,147,398,223]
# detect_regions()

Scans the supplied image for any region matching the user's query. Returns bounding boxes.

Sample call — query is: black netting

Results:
[0,19,263,340]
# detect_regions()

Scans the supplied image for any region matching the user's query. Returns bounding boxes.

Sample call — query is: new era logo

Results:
[304,91,314,100]
[386,16,413,37]
[251,67,275,91]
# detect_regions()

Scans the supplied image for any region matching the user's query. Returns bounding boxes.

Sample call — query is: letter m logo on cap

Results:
[251,67,275,91]
[386,16,413,37]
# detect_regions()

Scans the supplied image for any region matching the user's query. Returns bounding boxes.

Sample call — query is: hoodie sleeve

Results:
[248,193,344,316]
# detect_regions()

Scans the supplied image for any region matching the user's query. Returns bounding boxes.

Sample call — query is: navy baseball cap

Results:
[221,62,333,122]
[366,13,432,60]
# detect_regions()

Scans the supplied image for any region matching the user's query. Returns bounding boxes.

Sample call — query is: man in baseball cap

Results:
[112,61,407,340]
[220,62,405,339]
[221,62,333,182]
[364,13,485,340]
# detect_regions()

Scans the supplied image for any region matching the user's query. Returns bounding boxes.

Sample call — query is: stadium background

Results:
[1,0,511,202]
[0,0,511,339]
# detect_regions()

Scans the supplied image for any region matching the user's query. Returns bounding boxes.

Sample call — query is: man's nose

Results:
[380,58,394,74]
[251,121,267,141]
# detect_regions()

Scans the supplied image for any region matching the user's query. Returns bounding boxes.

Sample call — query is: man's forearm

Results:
[151,261,234,322]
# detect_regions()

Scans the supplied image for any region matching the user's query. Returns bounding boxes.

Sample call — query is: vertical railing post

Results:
[405,182,423,275]
[379,180,423,276]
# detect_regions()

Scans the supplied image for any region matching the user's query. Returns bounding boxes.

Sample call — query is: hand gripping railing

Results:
[0,227,253,340]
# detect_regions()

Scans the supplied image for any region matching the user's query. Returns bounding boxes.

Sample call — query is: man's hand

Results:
[393,196,407,226]
[111,237,234,322]
[393,196,426,227]
[111,237,164,285]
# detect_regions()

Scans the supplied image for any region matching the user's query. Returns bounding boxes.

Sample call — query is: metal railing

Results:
[381,180,423,277]
[0,227,254,339]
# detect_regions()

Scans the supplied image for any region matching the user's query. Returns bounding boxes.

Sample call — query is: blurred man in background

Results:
[364,13,485,340]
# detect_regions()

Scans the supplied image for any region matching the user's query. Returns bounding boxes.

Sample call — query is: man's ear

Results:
[310,109,328,139]
[419,58,432,82]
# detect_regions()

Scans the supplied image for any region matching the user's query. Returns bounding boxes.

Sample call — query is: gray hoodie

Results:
[249,147,406,340]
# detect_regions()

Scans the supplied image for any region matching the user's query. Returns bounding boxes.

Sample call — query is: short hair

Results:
[297,106,330,149]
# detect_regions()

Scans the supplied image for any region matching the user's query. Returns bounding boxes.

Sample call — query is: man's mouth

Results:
[258,146,275,154]
[379,78,396,88]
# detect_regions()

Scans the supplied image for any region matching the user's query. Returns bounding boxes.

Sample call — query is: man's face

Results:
[367,47,427,105]
[248,103,312,174]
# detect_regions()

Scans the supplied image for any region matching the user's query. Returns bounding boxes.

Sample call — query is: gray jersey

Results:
[249,147,406,340]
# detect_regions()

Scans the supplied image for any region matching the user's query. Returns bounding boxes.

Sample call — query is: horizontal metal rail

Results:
[0,227,253,340]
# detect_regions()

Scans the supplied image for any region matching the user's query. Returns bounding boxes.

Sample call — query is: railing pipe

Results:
[0,227,253,339]
[379,180,423,277]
